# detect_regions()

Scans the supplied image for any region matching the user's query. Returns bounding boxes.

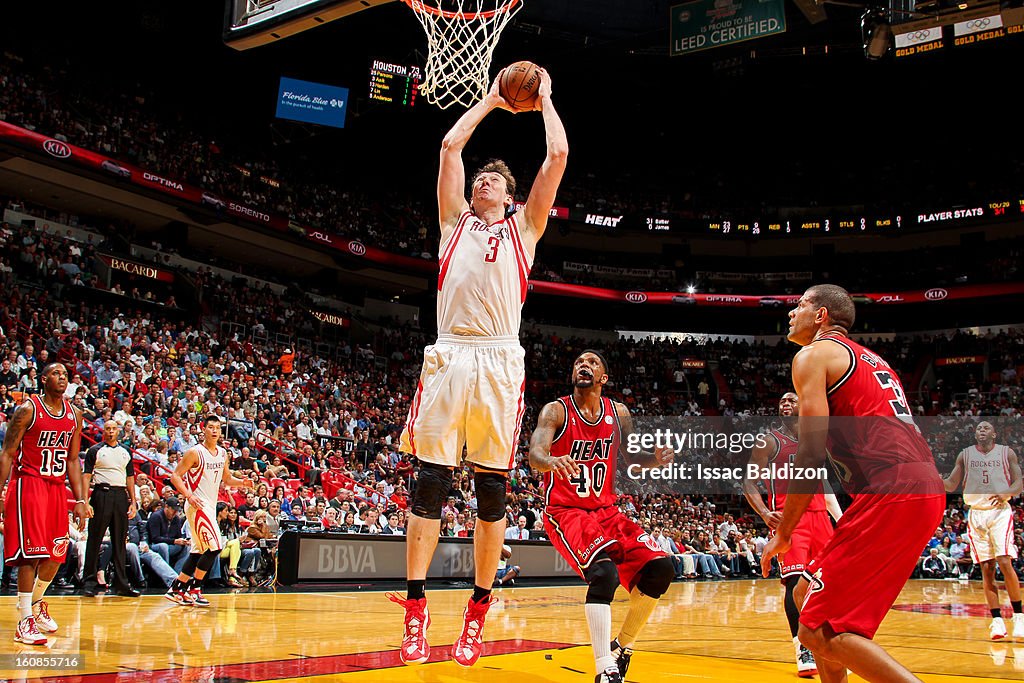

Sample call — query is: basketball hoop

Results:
[402,0,524,110]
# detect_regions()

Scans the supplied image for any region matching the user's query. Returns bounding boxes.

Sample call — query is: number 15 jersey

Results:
[16,394,77,482]
[544,395,622,510]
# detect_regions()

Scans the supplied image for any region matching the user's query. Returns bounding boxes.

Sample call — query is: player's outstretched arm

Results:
[942,450,966,493]
[223,470,255,489]
[437,71,513,231]
[528,400,579,480]
[521,69,568,243]
[614,402,673,469]
[743,433,781,529]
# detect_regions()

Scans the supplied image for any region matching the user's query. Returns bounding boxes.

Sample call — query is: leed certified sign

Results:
[671,0,786,55]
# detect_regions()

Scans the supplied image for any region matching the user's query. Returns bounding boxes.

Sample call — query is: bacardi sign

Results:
[311,310,350,328]
[99,255,174,283]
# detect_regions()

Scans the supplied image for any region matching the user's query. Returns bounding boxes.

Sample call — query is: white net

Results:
[404,0,524,110]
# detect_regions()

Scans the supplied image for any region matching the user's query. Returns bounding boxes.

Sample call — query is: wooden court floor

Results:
[1,579,1022,682]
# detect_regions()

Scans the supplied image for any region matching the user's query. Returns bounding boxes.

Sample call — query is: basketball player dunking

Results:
[531,351,676,683]
[0,363,91,645]
[761,285,946,683]
[389,68,568,667]
[942,421,1023,640]
[744,391,842,677]
[165,415,254,606]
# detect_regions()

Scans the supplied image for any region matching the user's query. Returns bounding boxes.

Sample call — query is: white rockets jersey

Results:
[436,210,534,337]
[182,443,227,508]
[963,444,1012,508]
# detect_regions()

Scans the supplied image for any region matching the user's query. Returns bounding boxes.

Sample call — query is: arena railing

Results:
[80,419,175,482]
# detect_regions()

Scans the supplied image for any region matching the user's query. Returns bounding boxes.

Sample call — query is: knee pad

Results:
[585,557,620,604]
[635,557,675,598]
[181,552,200,576]
[411,462,452,520]
[196,549,219,573]
[474,470,507,522]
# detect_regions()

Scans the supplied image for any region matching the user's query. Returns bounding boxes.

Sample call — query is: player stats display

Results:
[368,59,422,107]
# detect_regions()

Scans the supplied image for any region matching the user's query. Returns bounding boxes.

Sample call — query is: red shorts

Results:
[545,505,666,591]
[3,476,71,566]
[799,493,944,639]
[778,509,834,581]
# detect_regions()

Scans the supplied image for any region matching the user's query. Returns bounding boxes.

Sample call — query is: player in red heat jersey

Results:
[530,350,675,683]
[0,363,91,645]
[762,285,945,683]
[744,391,843,678]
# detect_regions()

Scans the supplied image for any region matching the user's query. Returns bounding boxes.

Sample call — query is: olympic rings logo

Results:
[965,18,990,29]
[906,30,936,42]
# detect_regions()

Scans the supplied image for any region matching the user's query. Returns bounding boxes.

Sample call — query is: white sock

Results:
[585,603,616,673]
[18,592,33,620]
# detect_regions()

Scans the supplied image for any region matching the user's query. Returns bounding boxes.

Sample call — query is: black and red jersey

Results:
[544,395,621,511]
[817,333,940,495]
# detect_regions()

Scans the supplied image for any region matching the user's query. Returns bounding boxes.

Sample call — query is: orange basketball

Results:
[499,61,542,111]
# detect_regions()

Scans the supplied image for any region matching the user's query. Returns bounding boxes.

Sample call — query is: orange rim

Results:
[403,0,521,20]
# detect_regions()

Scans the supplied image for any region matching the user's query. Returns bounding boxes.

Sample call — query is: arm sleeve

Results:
[83,444,99,474]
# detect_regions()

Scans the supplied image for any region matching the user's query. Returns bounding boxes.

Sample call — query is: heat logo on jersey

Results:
[636,534,662,553]
[801,567,826,610]
[567,437,615,462]
[35,431,72,449]
[52,536,70,559]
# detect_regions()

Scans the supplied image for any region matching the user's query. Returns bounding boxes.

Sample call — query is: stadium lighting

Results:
[686,285,697,294]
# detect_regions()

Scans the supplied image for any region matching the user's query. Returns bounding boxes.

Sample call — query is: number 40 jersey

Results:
[544,395,622,510]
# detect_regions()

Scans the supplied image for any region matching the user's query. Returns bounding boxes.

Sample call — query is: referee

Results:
[82,420,140,597]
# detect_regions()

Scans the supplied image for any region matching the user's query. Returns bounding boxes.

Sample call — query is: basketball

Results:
[499,61,542,111]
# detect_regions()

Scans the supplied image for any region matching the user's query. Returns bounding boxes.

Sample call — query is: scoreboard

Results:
[368,60,421,107]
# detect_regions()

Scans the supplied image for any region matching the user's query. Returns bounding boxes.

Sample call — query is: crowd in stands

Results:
[2,212,1022,590]
[5,48,1024,300]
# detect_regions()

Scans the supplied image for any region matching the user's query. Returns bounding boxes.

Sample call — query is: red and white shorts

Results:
[967,506,1017,563]
[545,505,666,591]
[778,509,834,581]
[799,493,944,639]
[186,503,224,554]
[4,476,71,566]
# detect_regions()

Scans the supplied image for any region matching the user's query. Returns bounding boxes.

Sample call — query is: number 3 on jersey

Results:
[568,462,607,497]
[483,236,500,262]
[872,370,913,420]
